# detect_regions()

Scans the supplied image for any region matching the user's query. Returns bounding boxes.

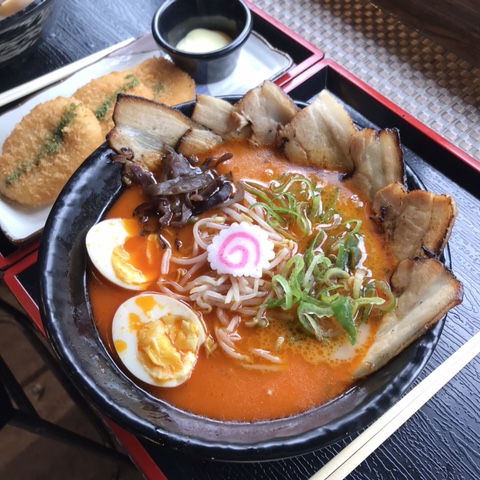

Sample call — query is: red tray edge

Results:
[2,249,43,334]
[246,0,322,55]
[281,58,480,175]
[245,0,324,84]
[0,237,40,271]
[104,419,169,480]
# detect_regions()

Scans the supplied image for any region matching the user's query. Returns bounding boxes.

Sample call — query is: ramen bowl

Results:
[151,0,252,83]
[0,0,58,68]
[38,97,446,462]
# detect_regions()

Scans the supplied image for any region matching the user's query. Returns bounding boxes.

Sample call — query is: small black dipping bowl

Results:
[151,0,252,84]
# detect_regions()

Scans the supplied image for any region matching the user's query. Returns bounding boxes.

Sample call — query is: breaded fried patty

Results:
[0,97,104,207]
[126,57,195,105]
[0,56,196,209]
[73,71,152,135]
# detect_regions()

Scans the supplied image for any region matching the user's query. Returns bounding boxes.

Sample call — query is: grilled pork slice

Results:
[353,258,463,379]
[350,128,404,201]
[108,94,191,170]
[191,94,251,140]
[177,127,224,157]
[233,81,299,144]
[108,94,221,170]
[372,182,457,262]
[276,90,357,172]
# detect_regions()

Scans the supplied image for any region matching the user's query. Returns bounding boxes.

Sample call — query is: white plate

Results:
[0,32,292,244]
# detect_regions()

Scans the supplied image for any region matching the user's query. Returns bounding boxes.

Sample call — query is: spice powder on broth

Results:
[88,139,397,422]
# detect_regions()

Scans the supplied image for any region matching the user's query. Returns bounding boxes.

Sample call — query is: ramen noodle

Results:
[88,140,398,422]
[87,82,462,422]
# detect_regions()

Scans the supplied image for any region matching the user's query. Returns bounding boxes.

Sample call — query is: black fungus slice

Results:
[116,147,243,231]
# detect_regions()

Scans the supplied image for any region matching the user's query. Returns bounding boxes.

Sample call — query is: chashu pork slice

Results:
[233,81,299,145]
[276,90,357,172]
[372,182,457,263]
[190,94,251,140]
[350,128,404,201]
[108,94,191,170]
[108,94,216,170]
[176,127,224,157]
[353,258,463,379]
[108,96,191,146]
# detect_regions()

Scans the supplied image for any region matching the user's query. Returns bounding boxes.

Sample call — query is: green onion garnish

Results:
[247,174,396,345]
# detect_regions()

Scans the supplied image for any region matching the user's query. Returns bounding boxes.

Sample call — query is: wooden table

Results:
[1,1,479,479]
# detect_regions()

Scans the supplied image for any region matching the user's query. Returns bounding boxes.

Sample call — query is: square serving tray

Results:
[5,60,480,480]
[0,0,323,268]
[0,238,39,271]
[127,60,480,480]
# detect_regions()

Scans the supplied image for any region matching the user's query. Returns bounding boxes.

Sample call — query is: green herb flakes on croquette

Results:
[73,71,152,136]
[126,56,195,105]
[0,56,196,209]
[0,97,104,207]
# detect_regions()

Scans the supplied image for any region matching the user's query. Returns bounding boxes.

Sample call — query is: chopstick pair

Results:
[311,330,480,479]
[0,37,135,109]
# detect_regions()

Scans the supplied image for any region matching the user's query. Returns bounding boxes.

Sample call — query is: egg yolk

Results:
[111,233,162,287]
[138,318,200,383]
[119,294,202,385]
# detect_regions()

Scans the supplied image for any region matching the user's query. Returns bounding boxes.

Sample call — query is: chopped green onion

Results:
[298,302,335,340]
[255,173,397,345]
[331,296,356,345]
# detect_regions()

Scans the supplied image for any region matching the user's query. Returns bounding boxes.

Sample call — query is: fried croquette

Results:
[0,55,196,210]
[126,56,195,105]
[0,97,104,207]
[73,71,152,136]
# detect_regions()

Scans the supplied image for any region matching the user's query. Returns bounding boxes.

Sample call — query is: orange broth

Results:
[88,140,396,422]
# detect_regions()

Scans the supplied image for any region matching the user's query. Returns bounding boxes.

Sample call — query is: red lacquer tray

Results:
[4,58,480,479]
[0,0,323,272]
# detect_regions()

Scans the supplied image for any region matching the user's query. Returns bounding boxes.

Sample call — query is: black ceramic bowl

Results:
[0,0,58,68]
[38,97,446,462]
[151,0,252,84]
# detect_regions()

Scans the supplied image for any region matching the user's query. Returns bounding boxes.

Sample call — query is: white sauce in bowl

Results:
[176,28,232,53]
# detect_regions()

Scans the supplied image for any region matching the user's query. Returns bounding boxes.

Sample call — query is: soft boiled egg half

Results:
[86,218,163,290]
[112,293,205,387]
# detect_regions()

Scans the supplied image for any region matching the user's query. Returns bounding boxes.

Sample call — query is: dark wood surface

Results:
[0,0,158,99]
[1,1,479,479]
[372,0,480,66]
